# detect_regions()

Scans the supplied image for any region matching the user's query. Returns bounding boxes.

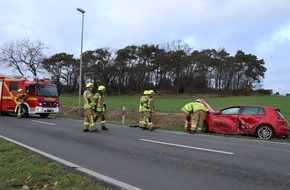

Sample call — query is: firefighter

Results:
[139,90,149,129]
[181,102,195,131]
[83,82,97,132]
[148,90,155,131]
[94,85,108,130]
[148,90,155,116]
[139,90,155,131]
[16,88,27,118]
[190,99,209,134]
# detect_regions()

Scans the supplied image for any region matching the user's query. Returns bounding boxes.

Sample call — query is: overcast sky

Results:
[1,0,290,95]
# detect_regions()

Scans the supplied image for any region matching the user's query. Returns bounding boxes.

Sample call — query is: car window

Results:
[221,107,240,114]
[257,108,266,115]
[276,109,286,119]
[241,107,265,115]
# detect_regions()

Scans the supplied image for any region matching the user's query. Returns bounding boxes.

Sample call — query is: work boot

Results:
[150,127,155,131]
[102,126,108,130]
[142,127,149,130]
[83,129,89,132]
[189,130,196,134]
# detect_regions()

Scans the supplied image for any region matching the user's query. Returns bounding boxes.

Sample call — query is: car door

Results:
[209,106,241,134]
[238,106,265,132]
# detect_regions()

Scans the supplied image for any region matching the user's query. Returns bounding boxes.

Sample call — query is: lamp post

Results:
[77,8,85,114]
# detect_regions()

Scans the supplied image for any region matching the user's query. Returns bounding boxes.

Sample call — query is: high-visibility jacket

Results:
[94,92,105,112]
[193,102,208,112]
[139,95,149,112]
[83,90,95,110]
[16,92,27,105]
[181,102,194,114]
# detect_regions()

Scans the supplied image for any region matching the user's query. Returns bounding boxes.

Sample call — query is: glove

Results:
[103,103,107,110]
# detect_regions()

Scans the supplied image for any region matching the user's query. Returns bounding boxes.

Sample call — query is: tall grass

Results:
[60,94,290,120]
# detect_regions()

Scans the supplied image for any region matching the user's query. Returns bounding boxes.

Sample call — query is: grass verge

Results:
[0,139,112,190]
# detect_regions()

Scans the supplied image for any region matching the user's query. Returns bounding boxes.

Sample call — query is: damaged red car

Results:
[200,99,289,139]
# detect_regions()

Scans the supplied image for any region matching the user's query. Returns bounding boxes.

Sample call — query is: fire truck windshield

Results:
[36,85,58,97]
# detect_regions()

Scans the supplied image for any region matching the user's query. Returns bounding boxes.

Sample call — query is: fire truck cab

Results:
[0,76,59,118]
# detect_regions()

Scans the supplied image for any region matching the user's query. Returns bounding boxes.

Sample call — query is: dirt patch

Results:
[59,105,184,128]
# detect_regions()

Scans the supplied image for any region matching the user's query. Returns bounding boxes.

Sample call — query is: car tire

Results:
[256,125,274,139]
[202,122,209,132]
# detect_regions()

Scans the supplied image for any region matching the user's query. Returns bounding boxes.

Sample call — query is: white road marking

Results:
[140,139,234,155]
[0,135,142,190]
[31,120,56,126]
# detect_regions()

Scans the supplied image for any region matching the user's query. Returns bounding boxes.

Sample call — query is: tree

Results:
[0,38,47,77]
[136,44,161,90]
[82,48,115,91]
[164,40,191,94]
[235,50,267,89]
[115,45,138,94]
[42,53,78,91]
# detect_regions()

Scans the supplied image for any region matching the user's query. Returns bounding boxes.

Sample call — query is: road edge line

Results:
[0,135,142,190]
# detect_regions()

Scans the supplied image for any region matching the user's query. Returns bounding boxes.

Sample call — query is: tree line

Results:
[0,38,267,95]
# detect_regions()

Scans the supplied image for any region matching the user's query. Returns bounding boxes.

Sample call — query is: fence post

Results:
[121,107,126,124]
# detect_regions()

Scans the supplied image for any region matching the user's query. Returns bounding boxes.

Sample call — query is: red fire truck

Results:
[0,76,59,118]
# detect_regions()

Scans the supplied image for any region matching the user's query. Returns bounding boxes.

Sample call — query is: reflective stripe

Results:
[3,82,17,104]
[83,90,94,109]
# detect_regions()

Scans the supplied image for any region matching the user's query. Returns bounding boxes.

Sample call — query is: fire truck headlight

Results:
[39,103,42,106]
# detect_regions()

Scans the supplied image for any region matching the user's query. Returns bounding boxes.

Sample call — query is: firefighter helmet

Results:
[143,90,149,95]
[18,89,23,92]
[195,99,201,103]
[86,82,94,88]
[98,85,106,91]
[148,90,155,95]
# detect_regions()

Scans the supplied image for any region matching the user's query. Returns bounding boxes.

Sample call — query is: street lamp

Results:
[77,8,85,114]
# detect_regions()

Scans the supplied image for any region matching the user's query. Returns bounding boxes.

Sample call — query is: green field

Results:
[60,94,290,121]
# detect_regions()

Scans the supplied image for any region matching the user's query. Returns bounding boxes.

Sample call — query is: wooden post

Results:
[121,107,126,124]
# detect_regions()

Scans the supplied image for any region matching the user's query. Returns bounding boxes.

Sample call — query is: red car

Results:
[200,99,289,139]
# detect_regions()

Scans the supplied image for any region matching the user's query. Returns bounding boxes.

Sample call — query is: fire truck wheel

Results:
[39,113,49,118]
[19,106,29,118]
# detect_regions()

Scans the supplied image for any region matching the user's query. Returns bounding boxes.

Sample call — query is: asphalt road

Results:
[1,115,290,190]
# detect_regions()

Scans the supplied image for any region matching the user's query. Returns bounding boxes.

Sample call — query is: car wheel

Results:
[256,125,274,139]
[202,122,209,132]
